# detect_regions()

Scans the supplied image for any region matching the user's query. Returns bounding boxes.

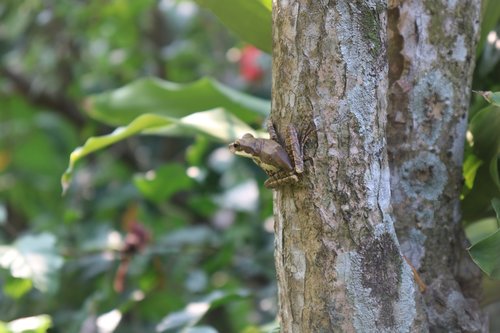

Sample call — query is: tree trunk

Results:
[272,1,425,331]
[387,1,485,332]
[272,0,484,332]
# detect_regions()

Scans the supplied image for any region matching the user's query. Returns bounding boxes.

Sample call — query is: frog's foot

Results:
[285,125,303,174]
[264,172,299,189]
[266,119,281,143]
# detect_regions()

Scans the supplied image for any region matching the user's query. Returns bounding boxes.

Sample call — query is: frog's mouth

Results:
[228,142,237,153]
[228,142,254,159]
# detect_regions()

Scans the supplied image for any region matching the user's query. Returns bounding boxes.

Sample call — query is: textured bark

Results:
[387,1,485,332]
[272,1,426,331]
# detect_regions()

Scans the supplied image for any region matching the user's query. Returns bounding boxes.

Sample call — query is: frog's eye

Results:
[232,141,240,148]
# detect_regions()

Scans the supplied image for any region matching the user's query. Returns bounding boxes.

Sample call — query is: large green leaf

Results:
[195,0,272,53]
[85,77,269,126]
[469,200,500,279]
[465,218,499,250]
[62,109,256,193]
[0,233,63,293]
[469,228,500,278]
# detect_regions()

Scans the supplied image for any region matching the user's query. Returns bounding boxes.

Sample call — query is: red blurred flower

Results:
[240,45,264,82]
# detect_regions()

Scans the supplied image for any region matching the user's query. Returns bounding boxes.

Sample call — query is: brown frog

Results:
[229,122,312,189]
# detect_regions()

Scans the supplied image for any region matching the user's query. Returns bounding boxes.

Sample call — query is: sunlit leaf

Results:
[469,228,500,279]
[3,277,32,299]
[62,109,256,193]
[86,77,269,126]
[0,233,63,293]
[195,0,272,53]
[6,315,51,333]
[96,309,122,333]
[463,152,483,190]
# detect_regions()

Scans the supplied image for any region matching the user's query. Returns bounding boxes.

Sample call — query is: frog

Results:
[228,121,312,189]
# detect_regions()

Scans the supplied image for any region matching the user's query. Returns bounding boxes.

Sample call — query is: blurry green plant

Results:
[463,91,500,279]
[458,1,500,290]
[1,1,276,332]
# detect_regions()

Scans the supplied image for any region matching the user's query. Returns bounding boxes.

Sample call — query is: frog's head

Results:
[228,133,259,159]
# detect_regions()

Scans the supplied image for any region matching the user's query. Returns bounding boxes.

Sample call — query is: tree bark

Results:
[272,0,484,332]
[272,1,426,331]
[387,1,485,332]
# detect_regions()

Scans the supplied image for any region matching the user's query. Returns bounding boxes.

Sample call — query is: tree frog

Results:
[228,122,311,189]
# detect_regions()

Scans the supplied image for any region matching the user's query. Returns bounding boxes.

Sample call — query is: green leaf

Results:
[469,105,500,161]
[62,109,256,193]
[469,228,500,279]
[86,77,269,126]
[462,163,500,222]
[195,0,271,53]
[493,197,500,223]
[463,152,483,190]
[473,90,500,107]
[465,218,499,245]
[134,164,193,203]
[488,155,500,191]
[155,290,249,332]
[0,233,63,293]
[3,276,32,299]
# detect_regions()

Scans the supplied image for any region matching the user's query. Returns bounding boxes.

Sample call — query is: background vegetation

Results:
[0,0,499,332]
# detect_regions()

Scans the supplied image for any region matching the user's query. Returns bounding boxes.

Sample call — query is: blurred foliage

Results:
[2,0,500,332]
[465,0,500,282]
[1,0,274,332]
[465,2,500,327]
